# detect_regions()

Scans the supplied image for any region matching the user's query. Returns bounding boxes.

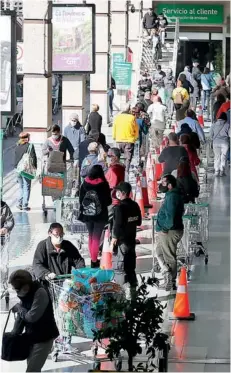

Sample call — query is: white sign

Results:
[17,41,23,74]
[0,15,12,113]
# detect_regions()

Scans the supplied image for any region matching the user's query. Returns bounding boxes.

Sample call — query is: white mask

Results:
[116,191,121,200]
[70,120,76,127]
[51,236,63,246]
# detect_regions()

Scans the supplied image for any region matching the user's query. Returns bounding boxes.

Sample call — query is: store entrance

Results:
[177,40,222,76]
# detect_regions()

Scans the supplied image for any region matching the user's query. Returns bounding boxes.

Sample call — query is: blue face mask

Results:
[52,134,59,140]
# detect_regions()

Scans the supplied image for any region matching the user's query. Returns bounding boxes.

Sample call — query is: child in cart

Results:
[32,222,85,352]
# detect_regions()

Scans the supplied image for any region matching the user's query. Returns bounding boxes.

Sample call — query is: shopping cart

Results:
[0,234,10,304]
[184,202,209,264]
[48,274,124,365]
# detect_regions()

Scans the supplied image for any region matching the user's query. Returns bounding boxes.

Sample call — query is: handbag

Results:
[16,144,36,180]
[47,150,65,173]
[1,310,32,361]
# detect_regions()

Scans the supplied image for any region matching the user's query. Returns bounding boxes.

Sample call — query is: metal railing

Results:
[172,18,179,78]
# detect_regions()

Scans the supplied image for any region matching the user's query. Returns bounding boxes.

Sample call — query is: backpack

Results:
[174,89,183,104]
[82,190,102,217]
[16,144,36,179]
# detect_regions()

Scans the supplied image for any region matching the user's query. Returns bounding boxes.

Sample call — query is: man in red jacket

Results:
[105,148,125,206]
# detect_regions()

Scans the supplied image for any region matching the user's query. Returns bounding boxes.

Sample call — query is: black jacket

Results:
[79,137,97,168]
[138,78,152,93]
[182,80,194,94]
[13,282,59,343]
[159,146,189,174]
[177,176,199,203]
[112,198,142,246]
[142,12,157,29]
[86,112,102,135]
[33,237,85,280]
[79,177,112,222]
[14,143,37,169]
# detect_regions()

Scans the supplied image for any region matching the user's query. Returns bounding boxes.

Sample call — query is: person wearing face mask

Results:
[42,124,74,162]
[105,148,125,207]
[32,223,85,282]
[64,113,86,163]
[9,269,59,372]
[155,175,184,291]
[111,182,142,299]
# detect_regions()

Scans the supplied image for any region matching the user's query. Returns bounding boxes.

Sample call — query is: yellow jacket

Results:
[113,113,139,143]
[172,87,189,101]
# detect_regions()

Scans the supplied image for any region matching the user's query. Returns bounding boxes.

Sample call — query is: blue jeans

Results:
[202,90,211,110]
[17,174,31,207]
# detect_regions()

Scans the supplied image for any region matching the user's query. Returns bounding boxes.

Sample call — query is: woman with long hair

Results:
[14,132,37,211]
[177,160,199,203]
[179,134,200,181]
[79,165,111,267]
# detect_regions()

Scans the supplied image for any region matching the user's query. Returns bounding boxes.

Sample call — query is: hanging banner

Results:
[113,62,132,89]
[52,4,95,73]
[17,41,23,74]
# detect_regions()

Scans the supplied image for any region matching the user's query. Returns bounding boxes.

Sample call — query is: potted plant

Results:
[92,277,169,372]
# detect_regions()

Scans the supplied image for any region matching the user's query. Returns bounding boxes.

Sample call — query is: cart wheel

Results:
[52,352,58,362]
[43,210,48,217]
[115,359,122,371]
[93,362,101,371]
[205,257,208,265]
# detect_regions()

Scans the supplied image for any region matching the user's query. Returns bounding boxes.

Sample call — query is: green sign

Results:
[157,4,223,24]
[113,62,132,89]
[112,53,124,64]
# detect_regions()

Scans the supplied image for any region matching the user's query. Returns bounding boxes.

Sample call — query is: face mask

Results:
[17,288,29,297]
[51,236,63,245]
[107,157,112,166]
[116,191,121,200]
[70,120,76,127]
[52,134,60,140]
[159,184,168,193]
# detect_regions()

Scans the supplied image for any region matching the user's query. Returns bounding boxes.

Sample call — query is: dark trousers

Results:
[117,142,134,173]
[86,220,106,262]
[108,89,114,116]
[112,243,137,287]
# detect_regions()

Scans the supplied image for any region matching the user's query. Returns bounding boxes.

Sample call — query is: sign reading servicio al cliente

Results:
[157,4,223,24]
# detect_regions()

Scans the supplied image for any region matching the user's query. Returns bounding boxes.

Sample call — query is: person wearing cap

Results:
[80,142,107,181]
[111,182,142,299]
[14,132,37,211]
[85,104,102,135]
[112,103,139,177]
[64,113,86,182]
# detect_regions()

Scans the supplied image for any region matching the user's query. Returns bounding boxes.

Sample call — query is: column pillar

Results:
[128,1,142,103]
[23,0,52,144]
[89,1,110,129]
[111,1,128,110]
[62,75,86,134]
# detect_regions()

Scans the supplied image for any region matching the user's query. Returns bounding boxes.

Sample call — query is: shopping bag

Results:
[47,150,65,173]
[16,144,36,180]
[1,310,31,361]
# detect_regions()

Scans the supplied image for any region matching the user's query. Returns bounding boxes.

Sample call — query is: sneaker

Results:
[91,259,100,268]
[214,171,220,177]
[16,205,23,210]
[23,207,31,211]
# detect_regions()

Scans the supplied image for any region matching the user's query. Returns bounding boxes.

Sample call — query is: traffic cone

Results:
[135,176,145,218]
[147,165,158,202]
[100,228,112,270]
[154,162,163,181]
[141,170,152,208]
[198,105,204,127]
[169,267,195,320]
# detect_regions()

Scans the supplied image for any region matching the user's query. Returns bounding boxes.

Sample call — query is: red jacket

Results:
[105,163,125,205]
[183,144,200,180]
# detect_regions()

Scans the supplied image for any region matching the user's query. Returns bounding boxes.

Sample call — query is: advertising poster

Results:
[53,4,95,73]
[0,15,12,113]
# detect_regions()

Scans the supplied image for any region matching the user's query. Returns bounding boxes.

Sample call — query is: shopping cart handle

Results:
[55,274,72,279]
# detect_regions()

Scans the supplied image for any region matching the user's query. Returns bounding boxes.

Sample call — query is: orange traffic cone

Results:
[170,267,195,320]
[198,105,204,127]
[154,162,163,181]
[141,170,152,208]
[147,165,158,202]
[100,228,112,270]
[135,176,145,218]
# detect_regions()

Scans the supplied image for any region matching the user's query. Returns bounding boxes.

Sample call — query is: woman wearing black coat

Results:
[176,160,199,203]
[79,165,112,267]
[86,104,102,135]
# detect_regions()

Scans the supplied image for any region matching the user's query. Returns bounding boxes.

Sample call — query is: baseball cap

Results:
[115,182,132,195]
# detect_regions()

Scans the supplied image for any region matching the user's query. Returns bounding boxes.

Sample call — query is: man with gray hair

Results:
[113,104,139,178]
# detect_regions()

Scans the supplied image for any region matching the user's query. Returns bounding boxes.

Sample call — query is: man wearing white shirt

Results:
[147,96,168,149]
[176,109,206,144]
